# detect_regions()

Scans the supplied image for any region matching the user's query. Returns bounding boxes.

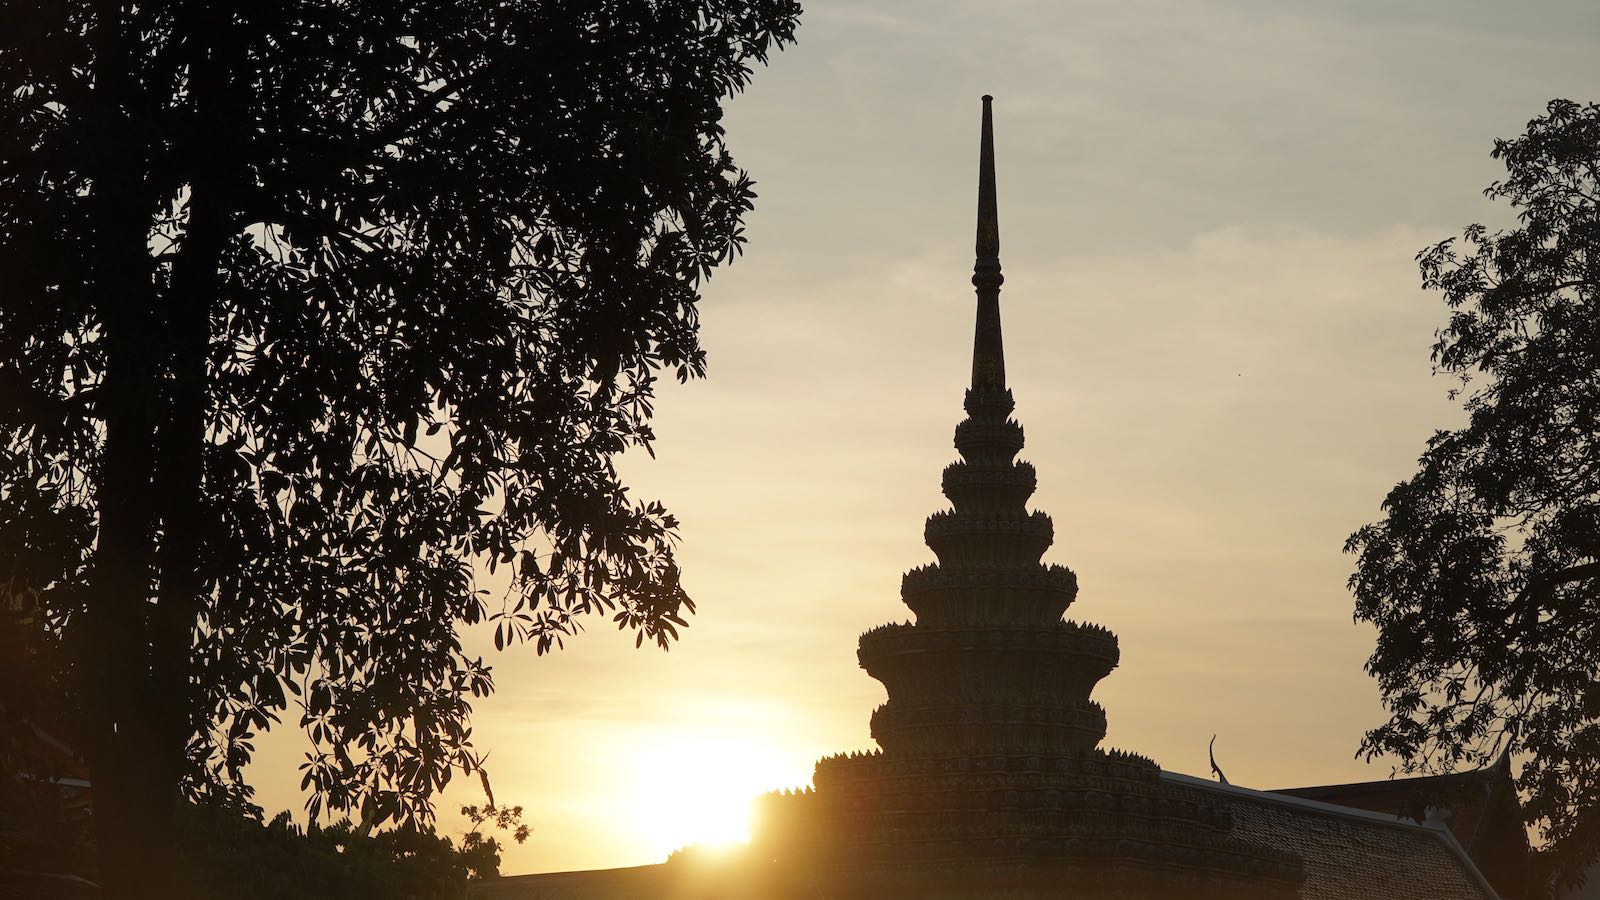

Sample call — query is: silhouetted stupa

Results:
[748,95,1303,900]
[486,99,1516,900]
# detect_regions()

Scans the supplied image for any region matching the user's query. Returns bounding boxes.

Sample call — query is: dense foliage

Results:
[0,1,799,896]
[1348,99,1600,888]
[174,801,523,900]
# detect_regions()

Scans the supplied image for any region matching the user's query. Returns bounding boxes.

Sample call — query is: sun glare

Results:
[624,735,797,860]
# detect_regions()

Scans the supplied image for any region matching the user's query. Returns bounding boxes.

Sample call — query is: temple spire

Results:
[971,95,1005,390]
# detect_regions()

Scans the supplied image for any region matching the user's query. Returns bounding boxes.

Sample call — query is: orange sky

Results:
[248,0,1600,875]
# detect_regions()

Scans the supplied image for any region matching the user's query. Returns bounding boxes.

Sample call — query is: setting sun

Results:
[622,735,795,859]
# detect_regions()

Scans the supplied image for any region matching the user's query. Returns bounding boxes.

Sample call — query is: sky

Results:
[247,0,1600,875]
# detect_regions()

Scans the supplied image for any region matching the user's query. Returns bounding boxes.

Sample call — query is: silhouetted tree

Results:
[0,1,799,897]
[173,798,525,900]
[1348,99,1600,891]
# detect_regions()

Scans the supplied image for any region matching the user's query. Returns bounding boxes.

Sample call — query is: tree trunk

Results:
[78,4,176,898]
[83,191,178,900]
[153,3,237,844]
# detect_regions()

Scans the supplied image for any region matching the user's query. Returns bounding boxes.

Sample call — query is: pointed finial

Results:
[975,95,1000,268]
[971,95,1005,389]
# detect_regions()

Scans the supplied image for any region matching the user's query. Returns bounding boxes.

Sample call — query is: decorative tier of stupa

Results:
[751,98,1306,900]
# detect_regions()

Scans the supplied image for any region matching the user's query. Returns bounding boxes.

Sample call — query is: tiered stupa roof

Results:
[752,98,1306,900]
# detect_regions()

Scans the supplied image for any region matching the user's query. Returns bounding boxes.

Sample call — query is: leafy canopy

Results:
[1348,99,1600,885]
[0,0,800,833]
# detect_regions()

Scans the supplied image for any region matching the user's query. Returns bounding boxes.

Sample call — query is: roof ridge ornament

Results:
[971,95,1006,390]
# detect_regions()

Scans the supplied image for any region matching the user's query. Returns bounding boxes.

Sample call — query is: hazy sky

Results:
[250,0,1599,875]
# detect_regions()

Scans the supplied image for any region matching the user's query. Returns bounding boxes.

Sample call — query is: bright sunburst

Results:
[624,734,796,859]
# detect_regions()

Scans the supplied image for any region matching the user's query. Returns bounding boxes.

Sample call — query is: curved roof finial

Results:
[971,94,1006,389]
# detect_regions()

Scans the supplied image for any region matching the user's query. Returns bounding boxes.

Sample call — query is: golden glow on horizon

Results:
[623,733,793,860]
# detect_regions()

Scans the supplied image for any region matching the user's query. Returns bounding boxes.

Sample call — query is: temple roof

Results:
[1270,757,1512,852]
[481,772,1508,900]
[1168,772,1502,900]
[478,864,670,900]
[1271,757,1531,900]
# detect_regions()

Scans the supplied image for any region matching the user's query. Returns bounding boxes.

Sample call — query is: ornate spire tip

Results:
[971,95,1005,389]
